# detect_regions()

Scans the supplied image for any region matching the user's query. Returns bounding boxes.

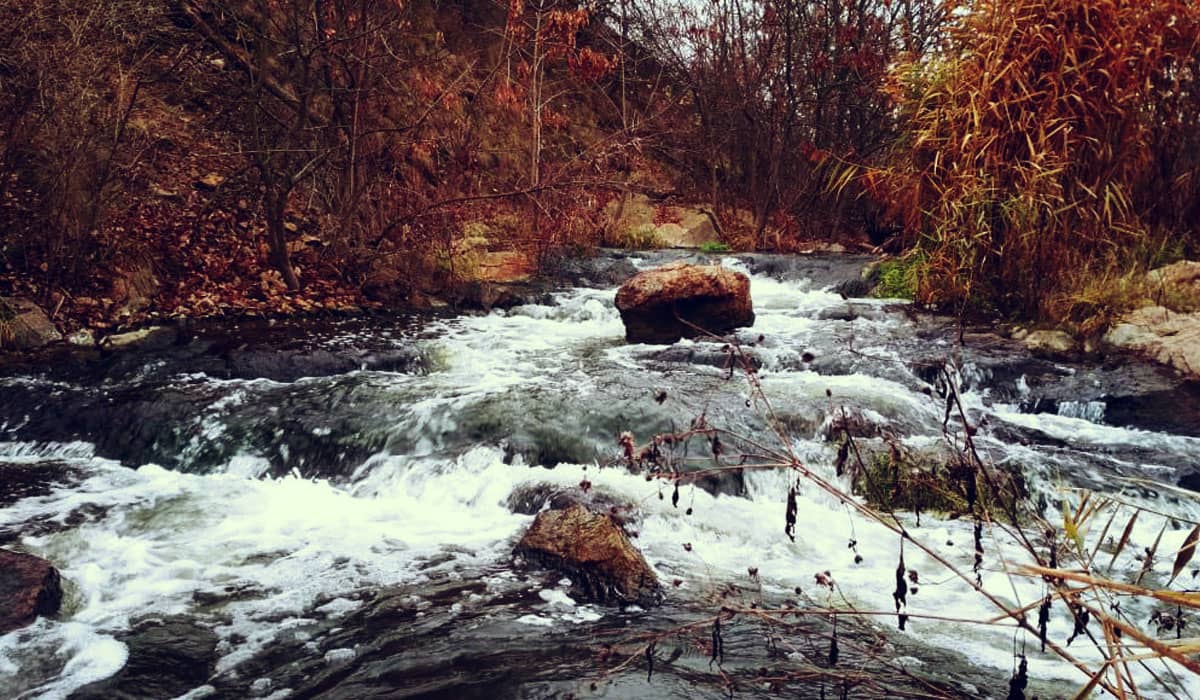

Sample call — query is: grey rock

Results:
[1023,330,1076,358]
[1105,306,1200,377]
[1,298,62,350]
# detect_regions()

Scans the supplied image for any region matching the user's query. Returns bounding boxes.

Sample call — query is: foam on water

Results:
[0,445,533,697]
[995,407,1200,454]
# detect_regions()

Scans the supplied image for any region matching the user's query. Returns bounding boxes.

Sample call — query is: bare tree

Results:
[0,0,176,285]
[622,0,946,246]
[181,0,416,291]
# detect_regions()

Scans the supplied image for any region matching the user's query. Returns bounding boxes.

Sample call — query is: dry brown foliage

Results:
[880,0,1200,321]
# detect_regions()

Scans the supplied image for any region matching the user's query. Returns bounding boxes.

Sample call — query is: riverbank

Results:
[8,247,1200,397]
[0,246,856,361]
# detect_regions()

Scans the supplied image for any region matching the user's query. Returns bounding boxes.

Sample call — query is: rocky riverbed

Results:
[3,250,1200,698]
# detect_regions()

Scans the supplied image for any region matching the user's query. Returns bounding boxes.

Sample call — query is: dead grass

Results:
[881,0,1200,321]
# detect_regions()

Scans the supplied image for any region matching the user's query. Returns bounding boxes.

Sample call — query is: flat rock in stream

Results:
[0,462,84,509]
[515,504,661,606]
[615,263,754,344]
[70,615,218,700]
[0,549,63,633]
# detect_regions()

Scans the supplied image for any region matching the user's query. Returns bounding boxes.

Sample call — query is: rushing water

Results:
[3,251,1200,699]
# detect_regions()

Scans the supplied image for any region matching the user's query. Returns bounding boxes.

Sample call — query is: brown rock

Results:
[0,297,62,351]
[614,263,754,344]
[515,505,660,606]
[1023,329,1077,358]
[1104,306,1200,377]
[1147,260,1200,309]
[0,549,63,633]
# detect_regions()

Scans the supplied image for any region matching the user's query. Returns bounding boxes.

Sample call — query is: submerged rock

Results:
[0,298,62,351]
[0,462,84,510]
[546,254,639,288]
[615,263,754,344]
[450,280,545,311]
[1105,306,1200,377]
[0,549,63,633]
[515,504,660,606]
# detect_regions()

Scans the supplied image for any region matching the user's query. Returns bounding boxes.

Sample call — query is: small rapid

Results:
[3,251,1200,699]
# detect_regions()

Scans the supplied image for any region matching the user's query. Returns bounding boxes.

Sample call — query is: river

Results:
[2,251,1199,699]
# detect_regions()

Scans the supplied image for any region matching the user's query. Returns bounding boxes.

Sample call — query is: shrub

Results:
[0,0,169,287]
[883,0,1200,320]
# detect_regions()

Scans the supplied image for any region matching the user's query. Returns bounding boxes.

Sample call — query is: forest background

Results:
[0,0,1197,337]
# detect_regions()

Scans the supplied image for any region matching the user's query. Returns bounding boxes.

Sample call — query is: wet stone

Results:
[515,504,661,607]
[615,263,754,344]
[70,616,219,700]
[506,484,639,529]
[0,549,63,634]
[0,461,83,508]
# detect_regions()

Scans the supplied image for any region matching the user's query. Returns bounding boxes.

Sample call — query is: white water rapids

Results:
[2,254,1200,698]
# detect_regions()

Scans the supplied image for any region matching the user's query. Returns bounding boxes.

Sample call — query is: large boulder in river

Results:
[0,297,62,351]
[515,504,661,606]
[0,549,63,633]
[614,263,754,344]
[1104,306,1200,377]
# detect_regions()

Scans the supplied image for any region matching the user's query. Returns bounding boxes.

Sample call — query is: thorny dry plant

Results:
[592,321,1200,699]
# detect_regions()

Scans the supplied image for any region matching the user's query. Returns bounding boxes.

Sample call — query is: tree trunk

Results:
[265,188,301,292]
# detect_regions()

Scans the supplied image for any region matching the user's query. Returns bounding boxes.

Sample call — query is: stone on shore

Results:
[0,298,62,351]
[1023,329,1077,358]
[1104,306,1200,378]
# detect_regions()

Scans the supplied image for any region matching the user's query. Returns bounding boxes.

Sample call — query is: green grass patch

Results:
[872,257,920,299]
